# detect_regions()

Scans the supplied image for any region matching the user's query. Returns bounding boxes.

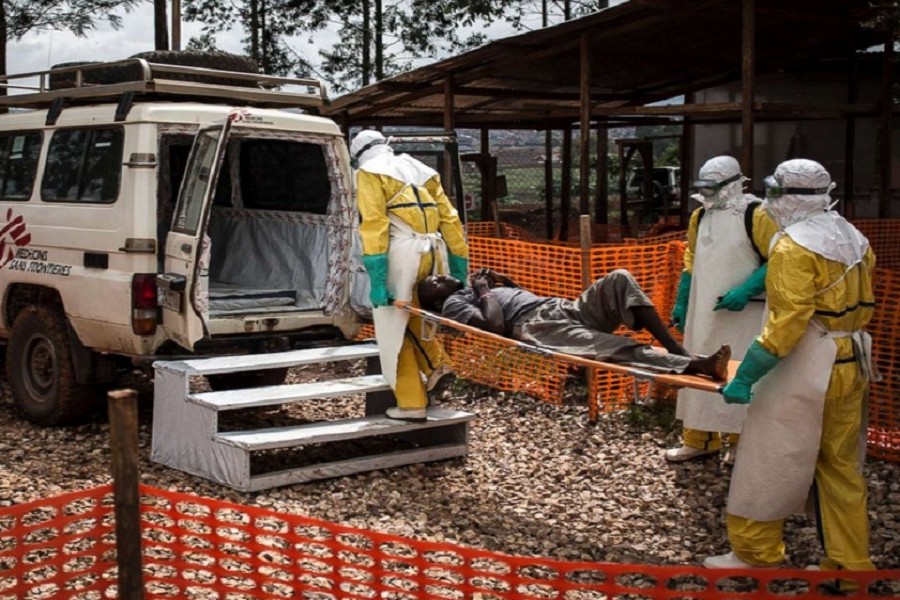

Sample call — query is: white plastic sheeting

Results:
[207,208,329,310]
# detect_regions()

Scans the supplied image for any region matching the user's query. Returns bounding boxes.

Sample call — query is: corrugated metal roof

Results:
[322,0,883,128]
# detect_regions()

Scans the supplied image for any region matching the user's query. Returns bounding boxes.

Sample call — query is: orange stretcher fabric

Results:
[394,300,734,394]
[0,484,896,599]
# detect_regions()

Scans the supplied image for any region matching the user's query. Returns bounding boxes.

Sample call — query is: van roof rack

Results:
[0,58,327,111]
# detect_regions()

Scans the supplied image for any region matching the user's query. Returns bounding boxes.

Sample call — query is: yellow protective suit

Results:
[357,163,468,409]
[680,202,778,452]
[727,235,876,573]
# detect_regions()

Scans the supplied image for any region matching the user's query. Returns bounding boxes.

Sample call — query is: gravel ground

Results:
[0,362,897,572]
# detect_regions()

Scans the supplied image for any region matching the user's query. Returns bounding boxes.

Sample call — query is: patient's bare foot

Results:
[687,345,732,381]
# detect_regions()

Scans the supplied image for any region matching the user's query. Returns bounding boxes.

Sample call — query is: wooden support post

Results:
[108,389,145,600]
[443,76,456,190]
[545,130,555,239]
[579,214,597,420]
[480,128,491,223]
[595,124,609,226]
[843,54,858,218]
[579,214,592,288]
[680,92,695,227]
[740,0,755,177]
[560,127,572,241]
[878,30,894,218]
[579,33,592,218]
[618,143,628,229]
[171,0,181,51]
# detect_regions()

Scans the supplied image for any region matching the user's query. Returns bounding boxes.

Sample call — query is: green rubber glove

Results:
[670,271,692,333]
[362,253,392,308]
[448,253,469,287]
[722,340,781,404]
[715,263,768,312]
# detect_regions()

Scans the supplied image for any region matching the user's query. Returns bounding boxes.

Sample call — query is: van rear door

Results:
[159,119,232,350]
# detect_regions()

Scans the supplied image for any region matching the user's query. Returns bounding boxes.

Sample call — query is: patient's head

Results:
[418,274,464,312]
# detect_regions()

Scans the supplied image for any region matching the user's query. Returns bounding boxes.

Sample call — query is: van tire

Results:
[207,367,289,391]
[129,51,260,87]
[50,52,260,91]
[6,307,99,426]
[48,61,104,90]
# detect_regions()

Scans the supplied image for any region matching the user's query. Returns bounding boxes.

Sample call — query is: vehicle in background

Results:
[626,166,681,222]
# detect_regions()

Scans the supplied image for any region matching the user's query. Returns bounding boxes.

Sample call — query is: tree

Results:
[154,0,168,50]
[184,0,330,76]
[182,0,510,92]
[1,0,140,85]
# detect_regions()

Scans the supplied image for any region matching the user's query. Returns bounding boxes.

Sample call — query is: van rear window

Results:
[0,132,42,201]
[42,127,124,203]
[239,139,331,214]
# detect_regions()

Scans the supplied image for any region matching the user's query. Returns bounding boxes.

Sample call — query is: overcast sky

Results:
[7,1,627,95]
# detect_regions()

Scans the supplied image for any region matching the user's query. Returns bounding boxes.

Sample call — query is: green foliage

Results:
[3,0,140,46]
[181,0,511,90]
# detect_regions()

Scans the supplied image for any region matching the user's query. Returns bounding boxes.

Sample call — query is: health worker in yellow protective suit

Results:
[704,160,878,587]
[666,156,778,463]
[351,130,469,422]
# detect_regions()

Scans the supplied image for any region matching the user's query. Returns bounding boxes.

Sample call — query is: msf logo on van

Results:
[0,208,31,270]
[0,208,71,276]
[229,108,273,126]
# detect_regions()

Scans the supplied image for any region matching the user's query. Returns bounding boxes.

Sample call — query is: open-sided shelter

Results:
[322,0,897,237]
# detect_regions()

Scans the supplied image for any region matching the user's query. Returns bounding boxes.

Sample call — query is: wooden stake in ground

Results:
[108,389,145,599]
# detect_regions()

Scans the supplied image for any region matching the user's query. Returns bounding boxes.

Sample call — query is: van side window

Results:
[239,139,331,214]
[42,127,124,203]
[0,132,42,201]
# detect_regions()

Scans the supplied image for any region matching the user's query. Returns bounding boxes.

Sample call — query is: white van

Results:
[0,54,362,424]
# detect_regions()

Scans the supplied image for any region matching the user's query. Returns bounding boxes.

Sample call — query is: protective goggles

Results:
[764,175,831,199]
[691,173,742,197]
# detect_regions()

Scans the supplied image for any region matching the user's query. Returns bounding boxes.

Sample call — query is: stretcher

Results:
[394,300,738,395]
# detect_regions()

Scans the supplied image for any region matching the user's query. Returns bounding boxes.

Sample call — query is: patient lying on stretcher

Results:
[418,268,731,381]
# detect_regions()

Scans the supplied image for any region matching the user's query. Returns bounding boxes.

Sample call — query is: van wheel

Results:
[206,368,289,391]
[6,307,99,426]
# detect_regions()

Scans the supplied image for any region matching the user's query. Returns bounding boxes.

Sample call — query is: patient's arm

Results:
[466,274,505,335]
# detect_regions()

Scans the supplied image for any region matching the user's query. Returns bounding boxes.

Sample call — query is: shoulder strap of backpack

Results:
[744,201,766,263]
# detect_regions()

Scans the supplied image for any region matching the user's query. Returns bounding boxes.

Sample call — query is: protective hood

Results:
[695,155,746,210]
[783,212,869,267]
[763,159,836,230]
[350,130,394,168]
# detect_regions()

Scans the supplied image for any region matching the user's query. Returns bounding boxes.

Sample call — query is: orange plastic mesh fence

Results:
[854,219,900,269]
[0,485,117,599]
[867,267,900,462]
[2,484,897,599]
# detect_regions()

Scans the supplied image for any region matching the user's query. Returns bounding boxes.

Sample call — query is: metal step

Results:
[216,407,474,450]
[158,342,380,376]
[151,341,474,492]
[188,374,390,411]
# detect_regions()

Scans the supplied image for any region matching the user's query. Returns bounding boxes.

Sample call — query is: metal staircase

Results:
[150,342,475,491]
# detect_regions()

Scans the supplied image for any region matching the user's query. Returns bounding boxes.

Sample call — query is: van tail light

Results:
[132,274,159,335]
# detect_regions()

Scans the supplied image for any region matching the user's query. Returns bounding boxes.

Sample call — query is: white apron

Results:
[726,323,835,521]
[728,220,876,521]
[677,200,762,433]
[372,211,448,389]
